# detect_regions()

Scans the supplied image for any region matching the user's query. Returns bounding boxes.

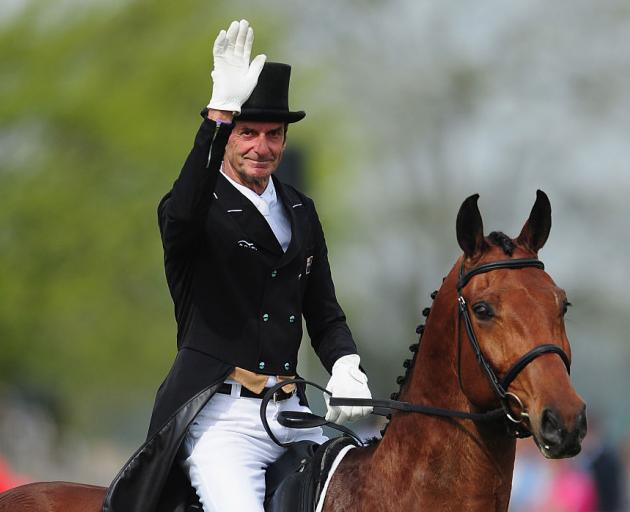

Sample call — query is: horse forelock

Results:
[487,231,515,256]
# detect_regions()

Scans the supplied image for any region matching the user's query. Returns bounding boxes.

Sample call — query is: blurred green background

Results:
[2,0,630,489]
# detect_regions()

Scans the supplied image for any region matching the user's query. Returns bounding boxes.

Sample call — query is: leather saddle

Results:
[184,436,357,512]
[264,436,357,512]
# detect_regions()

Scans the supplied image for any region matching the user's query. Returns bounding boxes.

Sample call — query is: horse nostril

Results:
[540,408,564,448]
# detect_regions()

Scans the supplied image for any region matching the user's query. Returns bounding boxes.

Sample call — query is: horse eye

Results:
[472,302,494,320]
[562,301,572,316]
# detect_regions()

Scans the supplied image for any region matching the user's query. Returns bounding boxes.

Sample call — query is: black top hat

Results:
[238,62,306,123]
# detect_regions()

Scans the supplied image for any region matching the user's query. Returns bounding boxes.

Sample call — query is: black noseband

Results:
[501,344,571,390]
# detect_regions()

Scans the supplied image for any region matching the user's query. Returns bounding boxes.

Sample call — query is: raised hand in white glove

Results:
[207,19,267,114]
[324,354,373,424]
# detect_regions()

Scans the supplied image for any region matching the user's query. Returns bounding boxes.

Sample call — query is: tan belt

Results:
[229,367,296,394]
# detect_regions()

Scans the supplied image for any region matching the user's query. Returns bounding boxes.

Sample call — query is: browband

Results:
[457,258,545,290]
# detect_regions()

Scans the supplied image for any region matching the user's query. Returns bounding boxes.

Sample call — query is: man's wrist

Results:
[206,108,234,124]
[332,354,361,372]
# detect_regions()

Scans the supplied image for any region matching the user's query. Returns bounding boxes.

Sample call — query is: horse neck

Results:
[372,264,516,510]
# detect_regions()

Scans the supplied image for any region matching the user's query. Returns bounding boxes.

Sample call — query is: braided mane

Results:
[372,234,512,442]
[368,288,437,444]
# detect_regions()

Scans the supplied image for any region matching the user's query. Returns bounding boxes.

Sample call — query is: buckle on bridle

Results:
[503,391,529,424]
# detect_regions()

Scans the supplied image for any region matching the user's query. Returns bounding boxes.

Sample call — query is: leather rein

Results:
[261,257,571,444]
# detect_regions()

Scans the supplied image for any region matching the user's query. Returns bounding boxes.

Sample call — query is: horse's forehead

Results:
[465,254,563,301]
[487,285,564,310]
[483,242,532,260]
[480,268,560,297]
[500,265,555,286]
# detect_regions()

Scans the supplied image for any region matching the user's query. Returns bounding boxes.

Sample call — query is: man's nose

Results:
[253,136,271,156]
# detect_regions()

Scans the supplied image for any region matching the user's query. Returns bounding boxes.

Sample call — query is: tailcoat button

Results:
[284,362,290,371]
[259,361,266,370]
[289,315,296,323]
[271,270,278,278]
[262,313,269,322]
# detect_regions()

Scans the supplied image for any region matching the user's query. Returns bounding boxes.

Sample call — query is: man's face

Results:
[223,120,286,188]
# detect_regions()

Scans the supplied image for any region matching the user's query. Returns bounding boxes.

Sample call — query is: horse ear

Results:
[516,189,552,253]
[456,193,487,258]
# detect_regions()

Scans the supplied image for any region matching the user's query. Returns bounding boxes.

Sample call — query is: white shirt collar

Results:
[221,168,277,216]
[220,166,292,252]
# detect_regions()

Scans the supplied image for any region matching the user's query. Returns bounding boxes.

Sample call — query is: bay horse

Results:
[321,190,586,511]
[0,190,586,512]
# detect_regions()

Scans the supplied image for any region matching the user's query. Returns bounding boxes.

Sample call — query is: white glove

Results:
[207,19,267,114]
[324,354,373,424]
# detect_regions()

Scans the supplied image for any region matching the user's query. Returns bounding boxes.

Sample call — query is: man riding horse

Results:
[102,19,372,512]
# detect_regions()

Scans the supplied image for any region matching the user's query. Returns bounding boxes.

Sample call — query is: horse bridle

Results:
[260,257,572,444]
[455,258,571,435]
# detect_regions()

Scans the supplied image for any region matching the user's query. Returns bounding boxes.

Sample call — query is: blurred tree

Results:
[0,0,358,441]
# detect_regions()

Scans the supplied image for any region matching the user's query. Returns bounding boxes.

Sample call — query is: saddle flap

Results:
[265,437,358,512]
[265,440,319,501]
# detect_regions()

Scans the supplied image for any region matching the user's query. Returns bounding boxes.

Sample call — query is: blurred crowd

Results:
[511,416,629,512]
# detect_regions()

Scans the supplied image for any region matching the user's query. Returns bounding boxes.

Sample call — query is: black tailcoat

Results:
[102,116,357,511]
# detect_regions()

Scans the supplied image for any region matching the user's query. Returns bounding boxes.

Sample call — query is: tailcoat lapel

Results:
[274,176,307,269]
[213,174,284,256]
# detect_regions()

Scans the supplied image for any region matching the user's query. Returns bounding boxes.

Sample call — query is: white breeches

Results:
[180,381,328,512]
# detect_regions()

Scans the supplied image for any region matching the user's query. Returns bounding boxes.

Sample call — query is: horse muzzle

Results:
[535,404,587,458]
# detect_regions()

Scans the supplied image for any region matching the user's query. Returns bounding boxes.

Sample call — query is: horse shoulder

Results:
[322,445,381,512]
